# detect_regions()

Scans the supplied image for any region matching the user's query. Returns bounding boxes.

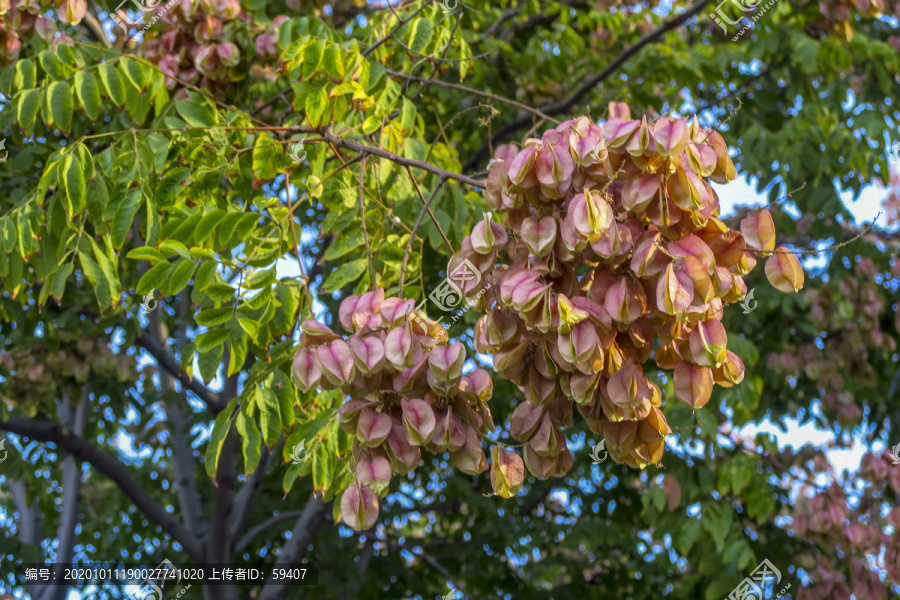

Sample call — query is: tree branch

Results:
[0,417,204,561]
[323,127,484,188]
[256,495,330,600]
[388,70,561,124]
[463,0,714,171]
[48,389,90,600]
[135,332,225,413]
[233,510,305,554]
[230,442,279,552]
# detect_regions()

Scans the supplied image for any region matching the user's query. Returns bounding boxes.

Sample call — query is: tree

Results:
[0,0,899,599]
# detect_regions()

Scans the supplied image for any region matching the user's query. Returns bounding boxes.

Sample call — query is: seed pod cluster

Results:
[450,104,802,472]
[292,289,496,530]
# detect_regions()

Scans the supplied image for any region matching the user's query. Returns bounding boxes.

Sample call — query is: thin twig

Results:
[399,177,448,297]
[389,70,562,124]
[358,155,377,289]
[323,127,484,188]
[362,0,429,57]
[406,166,453,254]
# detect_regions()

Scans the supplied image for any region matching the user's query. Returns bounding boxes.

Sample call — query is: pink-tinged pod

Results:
[507,146,539,187]
[485,163,507,210]
[380,297,415,325]
[386,422,420,474]
[401,398,435,446]
[705,130,737,183]
[622,173,662,213]
[568,116,607,167]
[299,319,341,346]
[523,367,556,405]
[36,16,57,43]
[524,445,564,479]
[569,370,601,404]
[356,455,392,491]
[491,143,519,164]
[712,349,745,387]
[458,368,493,403]
[653,117,688,158]
[337,399,378,433]
[471,213,509,255]
[511,279,551,313]
[315,339,355,385]
[656,263,695,315]
[490,447,525,498]
[451,427,488,475]
[535,142,575,187]
[603,118,640,148]
[340,481,379,530]
[589,220,621,259]
[529,413,565,457]
[216,41,240,67]
[765,247,805,293]
[607,102,631,120]
[499,268,540,305]
[625,115,655,156]
[510,401,545,441]
[338,295,360,332]
[292,347,322,392]
[666,166,705,211]
[704,229,745,269]
[603,275,646,325]
[431,408,467,452]
[681,256,716,305]
[392,356,427,393]
[427,342,466,396]
[569,296,614,332]
[356,407,393,447]
[520,216,558,257]
[606,360,653,421]
[713,265,734,296]
[384,323,416,370]
[692,142,720,178]
[57,0,87,24]
[668,234,716,273]
[557,320,599,366]
[673,361,714,409]
[570,189,613,240]
[356,289,385,314]
[630,231,670,278]
[349,335,385,374]
[689,319,728,367]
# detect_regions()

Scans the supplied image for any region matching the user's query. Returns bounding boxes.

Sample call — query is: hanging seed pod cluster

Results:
[292,103,804,530]
[452,103,803,471]
[292,291,497,529]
